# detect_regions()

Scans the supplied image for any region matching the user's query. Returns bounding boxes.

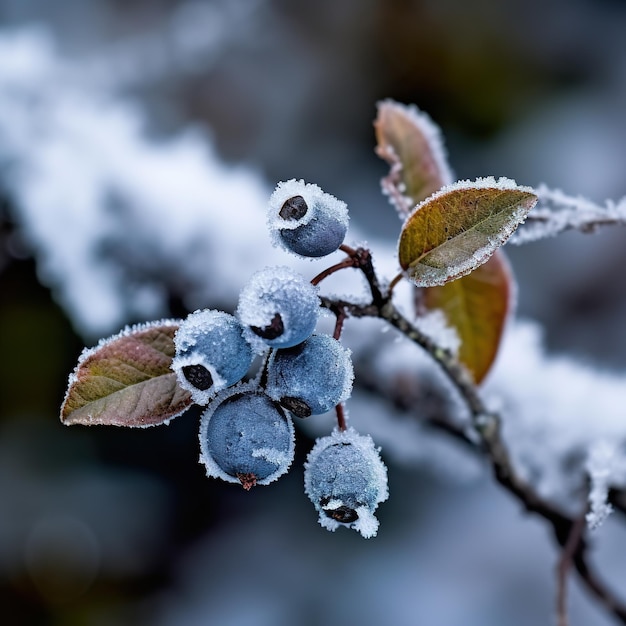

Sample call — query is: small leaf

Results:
[421,250,513,384]
[374,99,453,216]
[61,320,193,427]
[398,177,537,287]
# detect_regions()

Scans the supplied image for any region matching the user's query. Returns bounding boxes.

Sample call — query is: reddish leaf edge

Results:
[375,98,454,217]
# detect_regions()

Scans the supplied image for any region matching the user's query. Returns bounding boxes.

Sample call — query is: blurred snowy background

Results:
[1,1,626,625]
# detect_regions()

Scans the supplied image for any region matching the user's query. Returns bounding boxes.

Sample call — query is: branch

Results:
[319,246,626,625]
[511,185,626,244]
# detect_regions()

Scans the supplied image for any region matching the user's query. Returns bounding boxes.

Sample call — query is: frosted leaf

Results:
[375,99,454,216]
[267,179,349,258]
[265,334,354,417]
[198,382,295,489]
[398,177,537,287]
[61,319,193,427]
[237,266,320,351]
[172,309,254,405]
[304,428,388,538]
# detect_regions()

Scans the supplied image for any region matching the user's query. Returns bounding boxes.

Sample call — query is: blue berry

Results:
[199,383,295,489]
[266,334,354,417]
[268,179,349,258]
[237,266,320,350]
[304,428,388,538]
[172,309,254,405]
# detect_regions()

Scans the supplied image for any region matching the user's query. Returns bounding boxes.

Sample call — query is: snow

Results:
[0,29,279,337]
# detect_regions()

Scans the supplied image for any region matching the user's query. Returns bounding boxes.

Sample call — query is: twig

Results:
[557,510,587,626]
[316,245,626,625]
[512,185,626,244]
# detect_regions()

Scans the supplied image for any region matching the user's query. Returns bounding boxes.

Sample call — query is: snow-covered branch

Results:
[512,184,626,244]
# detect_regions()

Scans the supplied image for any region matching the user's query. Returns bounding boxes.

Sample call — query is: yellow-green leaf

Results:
[398,178,537,287]
[374,99,453,216]
[422,250,512,384]
[61,320,193,427]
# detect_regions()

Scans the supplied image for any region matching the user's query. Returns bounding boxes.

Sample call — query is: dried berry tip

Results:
[326,506,359,524]
[182,364,213,391]
[251,312,284,340]
[280,396,312,418]
[279,195,308,221]
[237,472,258,491]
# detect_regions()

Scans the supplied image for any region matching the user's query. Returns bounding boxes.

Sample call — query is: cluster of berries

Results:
[171,180,388,538]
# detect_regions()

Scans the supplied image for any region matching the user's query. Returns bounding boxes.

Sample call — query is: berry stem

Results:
[335,402,347,431]
[311,257,357,286]
[333,308,347,340]
[388,272,404,295]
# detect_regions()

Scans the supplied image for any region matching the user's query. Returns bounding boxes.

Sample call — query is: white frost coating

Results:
[400,177,537,287]
[585,441,626,530]
[304,428,389,538]
[510,184,626,244]
[267,179,348,232]
[237,266,320,351]
[414,309,461,356]
[251,447,293,466]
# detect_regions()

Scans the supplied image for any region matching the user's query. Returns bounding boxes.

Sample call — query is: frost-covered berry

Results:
[237,266,320,350]
[172,309,254,405]
[199,383,295,490]
[304,428,388,538]
[265,334,354,417]
[268,179,349,258]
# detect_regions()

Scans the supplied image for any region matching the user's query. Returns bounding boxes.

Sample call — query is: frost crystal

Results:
[511,184,626,244]
[586,441,621,530]
[304,428,388,538]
